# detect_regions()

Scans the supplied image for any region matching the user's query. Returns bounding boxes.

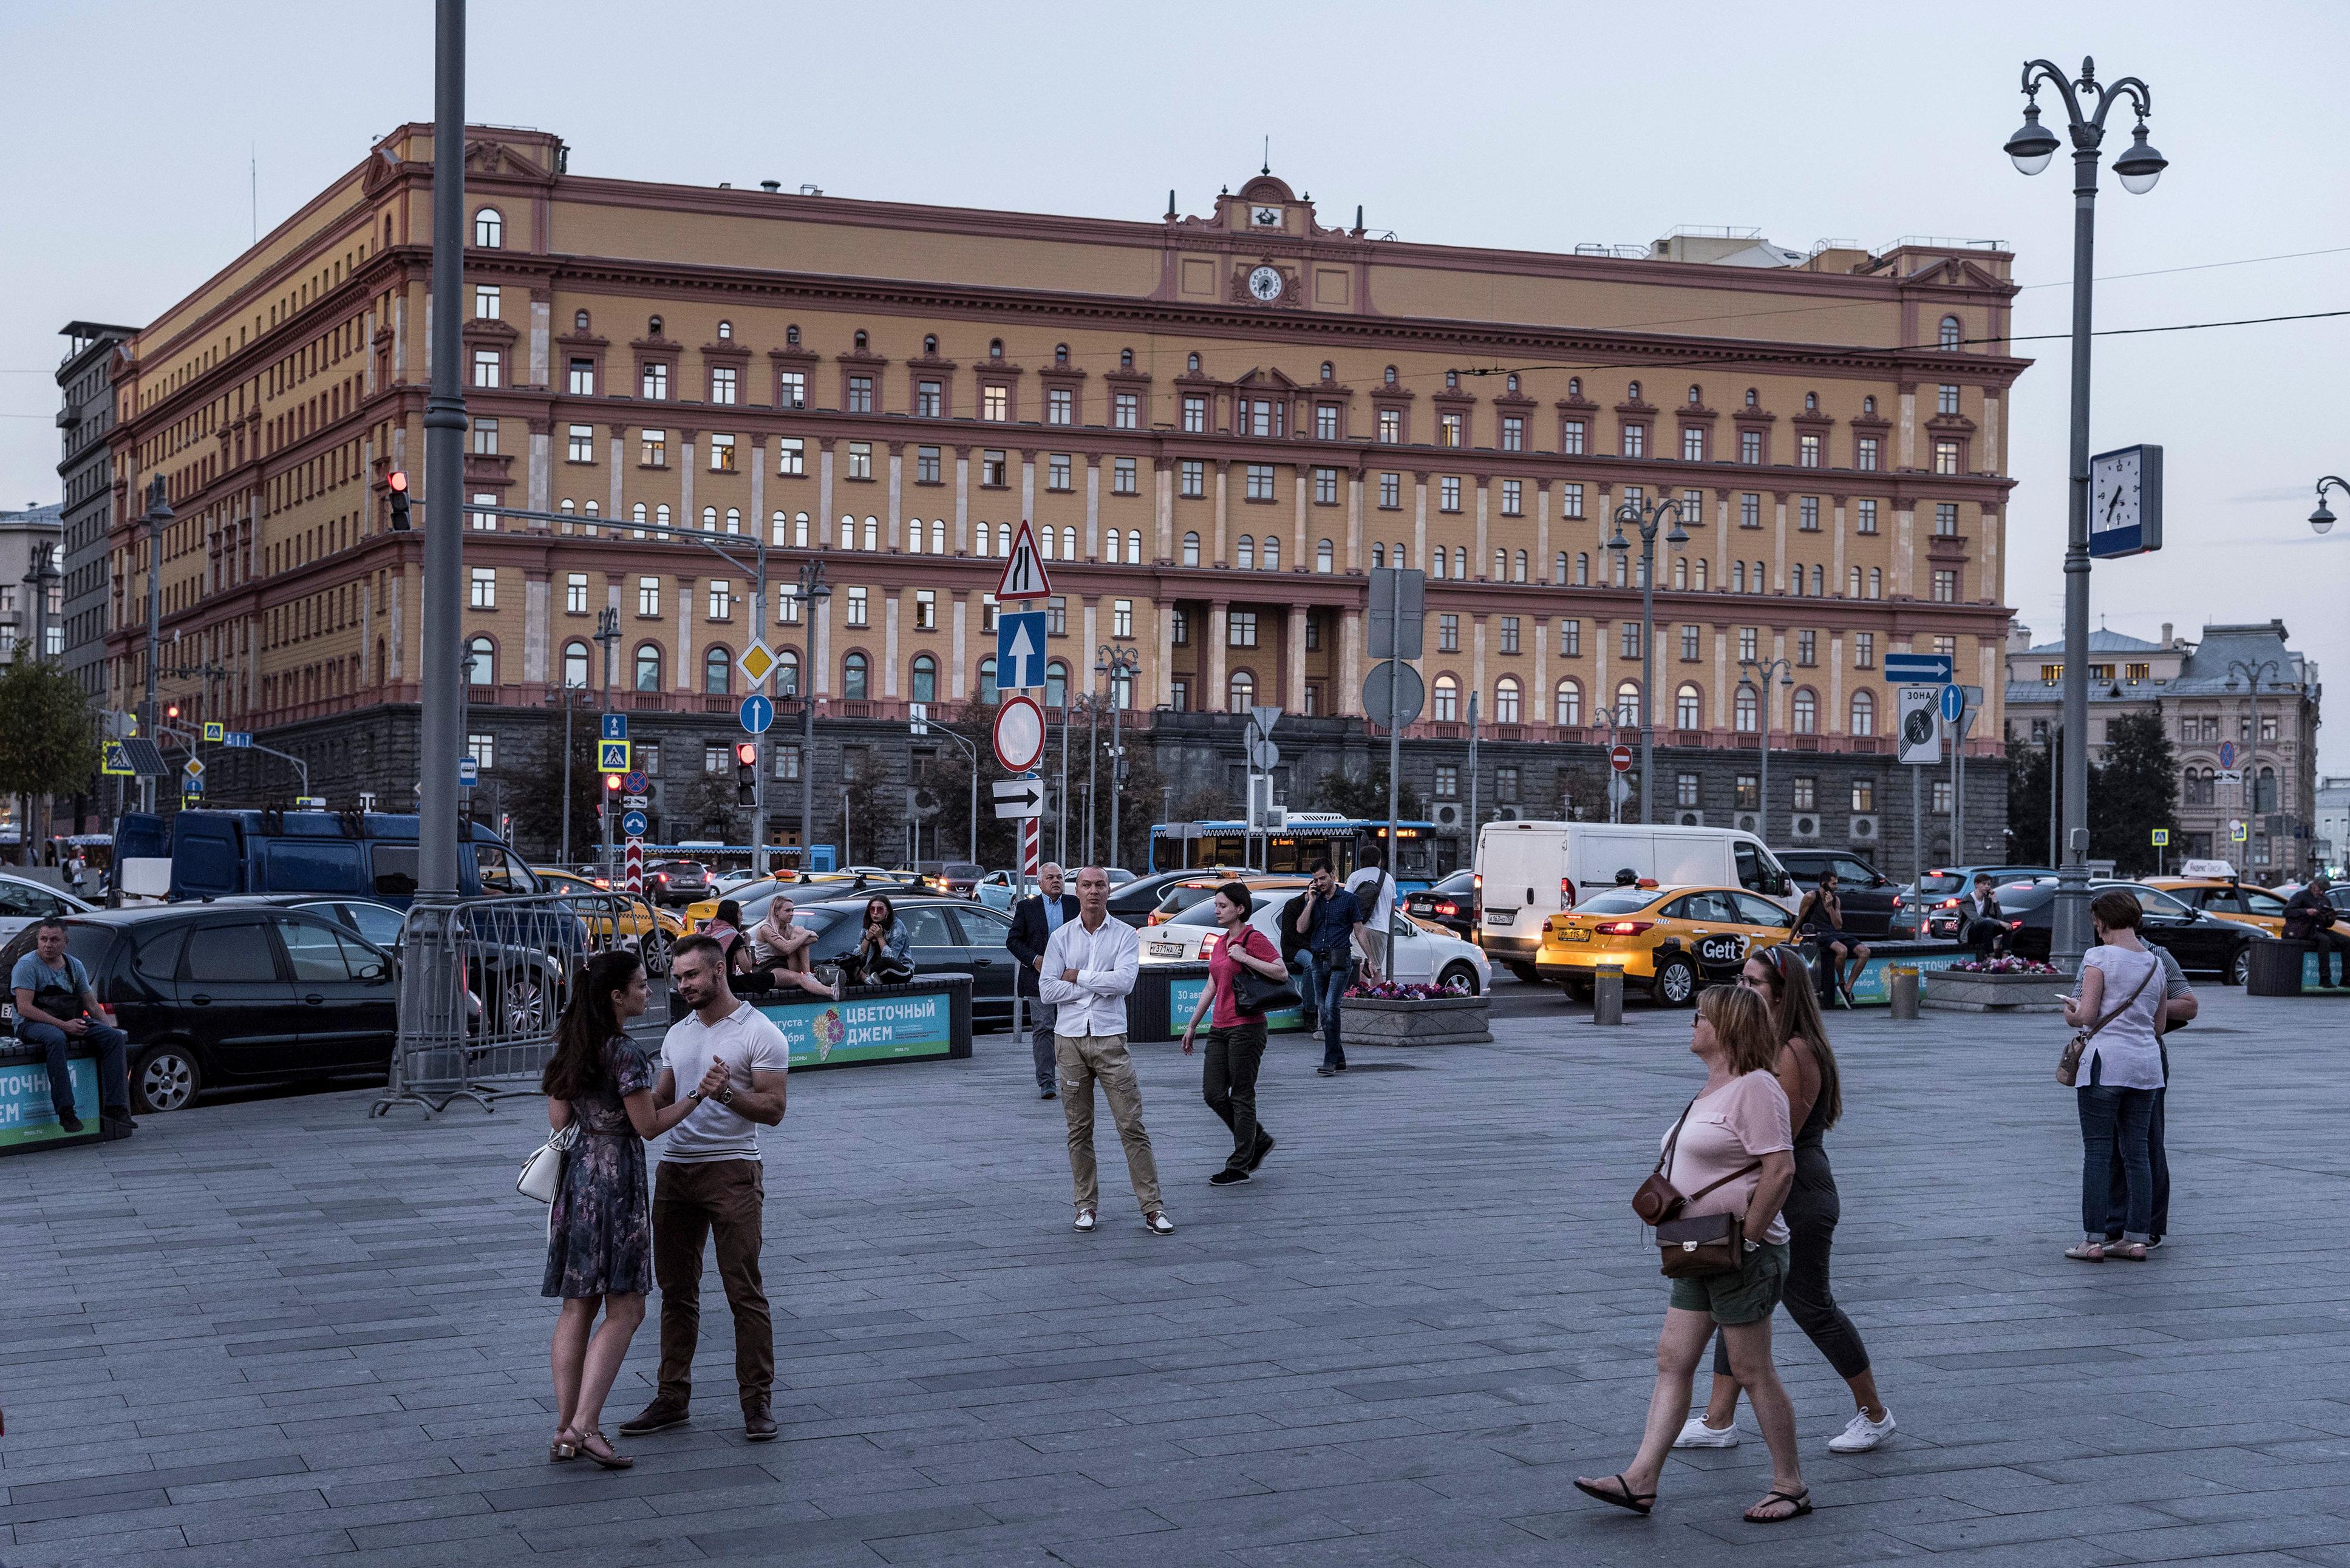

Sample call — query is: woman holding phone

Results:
[1180,881,1288,1185]
[843,894,913,988]
[2063,890,2166,1261]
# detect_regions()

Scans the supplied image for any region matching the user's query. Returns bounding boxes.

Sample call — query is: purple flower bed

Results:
[1949,955,2060,975]
[1346,979,1476,1000]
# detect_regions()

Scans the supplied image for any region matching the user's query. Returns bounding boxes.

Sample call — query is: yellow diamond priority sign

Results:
[739,641,777,685]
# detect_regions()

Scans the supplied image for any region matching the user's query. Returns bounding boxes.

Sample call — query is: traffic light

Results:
[735,742,758,806]
[165,702,180,724]
[387,470,412,531]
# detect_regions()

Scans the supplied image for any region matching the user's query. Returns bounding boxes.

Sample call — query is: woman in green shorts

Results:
[1575,983,1810,1524]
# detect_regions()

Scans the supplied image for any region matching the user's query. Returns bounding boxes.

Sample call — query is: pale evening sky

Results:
[2,0,2343,772]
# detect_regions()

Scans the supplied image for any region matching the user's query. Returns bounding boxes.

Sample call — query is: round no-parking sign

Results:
[993,694,1046,773]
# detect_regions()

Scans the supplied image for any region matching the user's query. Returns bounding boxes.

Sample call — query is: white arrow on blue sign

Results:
[621,810,649,837]
[1939,684,1966,724]
[996,610,1048,691]
[601,713,628,742]
[224,731,253,748]
[1883,652,1953,684]
[740,693,774,735]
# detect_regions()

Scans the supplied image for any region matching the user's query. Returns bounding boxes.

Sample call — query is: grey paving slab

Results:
[2,984,2346,1566]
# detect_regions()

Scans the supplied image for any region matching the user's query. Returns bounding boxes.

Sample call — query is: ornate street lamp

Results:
[1605,495,1689,824]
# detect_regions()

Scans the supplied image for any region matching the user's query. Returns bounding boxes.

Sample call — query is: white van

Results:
[1473,821,1797,979]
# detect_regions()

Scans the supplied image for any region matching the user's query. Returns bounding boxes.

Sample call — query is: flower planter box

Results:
[1920,969,2069,1013]
[1340,995,1493,1047]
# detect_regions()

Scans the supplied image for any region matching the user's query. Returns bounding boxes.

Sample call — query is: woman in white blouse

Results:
[2063,890,2167,1262]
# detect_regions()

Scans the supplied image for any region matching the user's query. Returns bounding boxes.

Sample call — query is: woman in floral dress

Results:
[540,949,723,1468]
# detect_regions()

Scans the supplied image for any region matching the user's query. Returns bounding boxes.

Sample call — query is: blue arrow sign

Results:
[601,713,628,742]
[459,756,480,788]
[996,610,1048,691]
[740,693,775,735]
[621,810,649,838]
[224,731,253,748]
[1938,684,1966,724]
[1883,652,1952,684]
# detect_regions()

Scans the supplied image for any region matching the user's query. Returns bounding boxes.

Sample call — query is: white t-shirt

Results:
[2080,945,2166,1091]
[1346,867,1395,928]
[658,1000,789,1163]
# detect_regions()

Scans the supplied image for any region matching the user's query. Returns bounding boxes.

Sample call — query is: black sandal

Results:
[1574,1474,1655,1516]
[1745,1486,1811,1523]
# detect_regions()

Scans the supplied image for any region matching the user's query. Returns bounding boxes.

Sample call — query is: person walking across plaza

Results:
[1009,862,1079,1099]
[1181,880,1288,1185]
[1796,871,1869,1008]
[1041,866,1173,1235]
[1345,844,1397,980]
[1295,858,1379,1077]
[1676,946,1896,1456]
[620,934,790,1441]
[2063,890,2165,1263]
[540,950,722,1470]
[2105,943,2196,1252]
[1277,881,1318,1034]
[2284,874,2346,988]
[10,917,133,1138]
[1576,984,1810,1523]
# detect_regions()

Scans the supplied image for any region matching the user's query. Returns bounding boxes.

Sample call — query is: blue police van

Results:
[115,809,543,906]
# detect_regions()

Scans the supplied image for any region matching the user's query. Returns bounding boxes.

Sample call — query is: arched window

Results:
[775,648,799,697]
[1045,660,1068,708]
[1793,688,1818,734]
[1576,552,1589,585]
[1494,548,1507,580]
[863,515,879,551]
[573,310,590,331]
[1513,549,1527,582]
[1688,384,1702,404]
[1555,679,1582,727]
[1678,684,1704,730]
[1102,529,1119,565]
[1568,376,1581,397]
[1054,342,1069,365]
[1791,567,1805,597]
[1433,674,1459,722]
[923,334,938,355]
[1694,558,1707,589]
[989,338,1004,359]
[1850,690,1876,736]
[975,521,993,557]
[648,314,663,336]
[1236,536,1254,571]
[839,514,856,550]
[1627,380,1641,401]
[1744,387,1758,407]
[1940,315,1962,349]
[1316,538,1334,573]
[977,656,998,704]
[842,652,869,701]
[1507,373,1521,393]
[1495,676,1522,724]
[1754,560,1769,591]
[655,503,671,530]
[853,329,868,352]
[785,324,801,346]
[1555,551,1569,583]
[1186,351,1201,372]
[910,655,937,705]
[1182,531,1201,567]
[1262,534,1280,571]
[1320,361,1335,381]
[1810,565,1824,595]
[1126,528,1142,562]
[2256,765,2278,812]
[725,507,741,535]
[472,208,502,248]
[1431,548,1446,581]
[1733,562,1747,594]
[1672,557,1688,590]
[703,646,732,694]
[1863,395,1876,415]
[633,643,662,691]
[562,640,590,688]
[1384,365,1398,385]
[702,505,718,532]
[1848,565,1862,597]
[1734,684,1759,733]
[1371,543,1385,569]
[1615,679,1641,727]
[1120,347,1134,370]
[1803,391,1818,411]
[1453,545,1468,578]
[717,319,734,340]
[1227,669,1255,713]
[463,635,496,687]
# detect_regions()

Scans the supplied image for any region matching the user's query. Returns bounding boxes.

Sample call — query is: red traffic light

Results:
[387,470,408,494]
[387,469,413,531]
[166,702,181,721]
[734,742,758,767]
[604,773,623,791]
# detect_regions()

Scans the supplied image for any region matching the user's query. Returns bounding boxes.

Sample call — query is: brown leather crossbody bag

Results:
[1633,1096,1762,1278]
[2057,958,2156,1087]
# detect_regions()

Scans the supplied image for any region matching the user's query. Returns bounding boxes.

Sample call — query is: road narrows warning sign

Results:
[995,520,1052,600]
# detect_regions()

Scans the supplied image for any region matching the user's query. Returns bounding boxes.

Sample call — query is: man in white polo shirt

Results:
[620,933,789,1443]
[1041,864,1171,1236]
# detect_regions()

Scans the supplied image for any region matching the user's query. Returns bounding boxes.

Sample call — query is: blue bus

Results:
[1148,813,1440,884]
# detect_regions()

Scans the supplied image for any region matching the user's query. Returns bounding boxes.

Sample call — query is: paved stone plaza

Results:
[3,984,2345,1567]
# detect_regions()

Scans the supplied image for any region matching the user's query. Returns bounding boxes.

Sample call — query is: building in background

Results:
[2006,619,2324,875]
[96,124,2024,868]
[56,322,137,836]
[0,500,67,852]
[2315,776,2349,876]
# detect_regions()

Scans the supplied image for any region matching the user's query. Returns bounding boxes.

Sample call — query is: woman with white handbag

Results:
[535,949,726,1468]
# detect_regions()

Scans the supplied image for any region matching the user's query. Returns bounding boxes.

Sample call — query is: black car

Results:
[719,891,1024,1029]
[1,906,400,1115]
[1996,879,2261,984]
[1405,869,1479,941]
[1773,852,1901,939]
[644,860,712,908]
[1903,864,2059,941]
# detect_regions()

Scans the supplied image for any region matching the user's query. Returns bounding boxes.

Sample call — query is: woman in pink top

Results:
[1576,984,1810,1524]
[1181,881,1290,1186]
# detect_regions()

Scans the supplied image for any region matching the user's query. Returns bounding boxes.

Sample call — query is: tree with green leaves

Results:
[2089,711,2181,877]
[2006,736,2055,869]
[505,722,608,864]
[0,656,98,854]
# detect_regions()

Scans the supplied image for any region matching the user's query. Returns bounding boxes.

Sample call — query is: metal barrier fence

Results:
[370,888,666,1117]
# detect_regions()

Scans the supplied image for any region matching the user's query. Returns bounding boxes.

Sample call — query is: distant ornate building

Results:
[2005,619,2324,874]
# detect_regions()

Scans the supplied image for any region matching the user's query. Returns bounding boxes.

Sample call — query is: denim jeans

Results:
[1026,998,1058,1091]
[2107,1085,2168,1242]
[1294,953,1319,1020]
[16,1020,131,1118]
[2078,1057,2158,1240]
[1312,952,1354,1068]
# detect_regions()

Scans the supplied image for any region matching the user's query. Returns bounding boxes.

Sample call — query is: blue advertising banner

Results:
[1167,977,1307,1033]
[755,989,956,1067]
[1840,950,1978,1006]
[0,1053,98,1153]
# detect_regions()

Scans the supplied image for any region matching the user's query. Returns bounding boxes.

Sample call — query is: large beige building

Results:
[96,124,2023,865]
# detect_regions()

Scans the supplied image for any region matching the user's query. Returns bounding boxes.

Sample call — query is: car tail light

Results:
[1560,876,1578,910]
[1434,901,1458,917]
[1593,920,1655,936]
[1199,934,1220,959]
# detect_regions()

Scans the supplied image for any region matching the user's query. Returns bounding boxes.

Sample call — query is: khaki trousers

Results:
[1055,1031,1163,1216]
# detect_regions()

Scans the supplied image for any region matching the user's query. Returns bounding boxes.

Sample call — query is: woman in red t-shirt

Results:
[1182,881,1291,1186]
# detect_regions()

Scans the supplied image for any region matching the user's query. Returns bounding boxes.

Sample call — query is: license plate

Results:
[1485,909,1516,926]
[1148,942,1186,958]
[1556,928,1589,943]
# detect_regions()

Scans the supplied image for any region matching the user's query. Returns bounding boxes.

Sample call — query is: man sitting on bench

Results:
[1958,872,2009,960]
[1797,871,1870,1009]
[2285,875,2346,989]
[12,918,135,1139]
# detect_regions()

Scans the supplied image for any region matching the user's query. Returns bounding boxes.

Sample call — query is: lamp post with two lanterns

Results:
[1605,495,1688,826]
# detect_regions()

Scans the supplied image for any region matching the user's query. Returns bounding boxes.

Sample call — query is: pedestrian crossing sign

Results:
[203,721,225,742]
[102,741,134,776]
[598,739,632,771]
[2151,829,2170,847]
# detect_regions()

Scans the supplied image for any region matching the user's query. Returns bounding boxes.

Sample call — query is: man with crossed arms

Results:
[1040,866,1173,1236]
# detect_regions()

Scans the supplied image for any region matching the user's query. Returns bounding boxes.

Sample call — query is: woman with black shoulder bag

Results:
[1576,984,1811,1524]
[1181,881,1295,1186]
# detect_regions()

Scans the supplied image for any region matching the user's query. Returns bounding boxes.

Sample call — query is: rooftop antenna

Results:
[251,144,258,243]
[1166,188,1176,219]
[1261,135,1270,176]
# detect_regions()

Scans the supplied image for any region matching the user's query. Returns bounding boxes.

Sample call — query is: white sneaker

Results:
[1828,1408,1897,1453]
[1671,1413,1739,1448]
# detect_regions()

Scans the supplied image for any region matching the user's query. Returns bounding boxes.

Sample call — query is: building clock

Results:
[2088,441,2164,558]
[1246,265,1284,302]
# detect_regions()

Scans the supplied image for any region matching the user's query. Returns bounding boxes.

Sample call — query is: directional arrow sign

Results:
[992,778,1044,820]
[601,713,628,742]
[598,738,632,771]
[996,611,1047,691]
[1938,685,1966,724]
[621,810,650,838]
[1884,651,1953,684]
[992,694,1046,773]
[225,731,253,748]
[995,520,1052,600]
[740,693,775,735]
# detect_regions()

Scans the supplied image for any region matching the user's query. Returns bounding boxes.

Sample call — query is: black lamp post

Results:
[1605,495,1688,825]
[2311,477,2346,536]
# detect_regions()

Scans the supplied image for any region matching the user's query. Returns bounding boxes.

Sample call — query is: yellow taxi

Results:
[2142,877,2289,937]
[534,867,686,962]
[1534,883,1797,1006]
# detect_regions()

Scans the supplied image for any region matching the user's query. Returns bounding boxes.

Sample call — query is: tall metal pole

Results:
[749,550,768,875]
[141,475,169,815]
[560,684,573,864]
[596,608,616,879]
[1086,693,1101,865]
[1109,681,1125,871]
[1638,528,1657,826]
[796,560,827,869]
[417,0,468,902]
[1465,691,1479,854]
[1056,688,1069,867]
[2230,657,2279,863]
[1384,566,1401,873]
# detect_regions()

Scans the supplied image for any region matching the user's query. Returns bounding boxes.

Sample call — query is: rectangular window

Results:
[1853,632,1875,669]
[1499,616,1521,654]
[1792,776,1816,812]
[1049,453,1073,491]
[1047,387,1074,426]
[1559,619,1581,657]
[1561,482,1584,519]
[1858,435,1879,471]
[1797,629,1816,666]
[566,573,588,614]
[711,366,738,406]
[1735,775,1760,810]
[1245,464,1276,502]
[1439,476,1461,513]
[1170,609,1188,645]
[981,384,1009,421]
[1677,772,1702,808]
[1935,502,1958,536]
[775,436,805,477]
[639,429,667,467]
[1500,478,1522,516]
[472,418,500,455]
[471,347,501,389]
[1738,626,1759,662]
[913,589,935,630]
[846,586,868,628]
[1932,568,1958,603]
[1740,492,1761,529]
[1179,460,1205,499]
[982,450,1007,487]
[1047,596,1067,636]
[1799,496,1819,531]
[1434,764,1459,799]
[568,358,596,396]
[1182,395,1208,433]
[1681,426,1706,461]
[1934,440,1961,475]
[777,586,800,624]
[846,374,873,413]
[639,361,668,400]
[1228,610,1258,648]
[1497,766,1520,803]
[637,577,660,616]
[1439,613,1460,653]
[1379,472,1401,509]
[777,370,806,409]
[1851,779,1875,813]
[708,433,737,473]
[2125,662,2150,684]
[917,379,942,418]
[1621,622,1641,659]
[846,441,872,481]
[707,580,732,620]
[1561,419,1586,455]
[1313,467,1339,505]
[1315,402,1340,441]
[1501,415,1525,452]
[1439,412,1463,448]
[1938,382,1960,416]
[1934,634,1958,660]
[469,492,500,530]
[567,424,595,463]
[1114,456,1138,495]
[774,746,801,781]
[639,743,661,776]
[704,744,727,775]
[1680,625,1700,661]
[1112,599,1133,638]
[1621,423,1646,458]
[1114,390,1139,430]
[1856,498,1878,534]
[467,732,496,769]
[1799,433,1821,468]
[1377,407,1401,444]
[474,284,500,319]
[469,567,496,608]
[915,445,940,484]
[1735,429,1761,464]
